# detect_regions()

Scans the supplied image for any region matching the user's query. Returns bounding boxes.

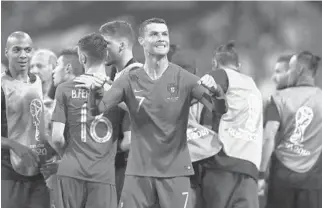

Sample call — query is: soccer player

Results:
[260,51,322,208]
[1,31,51,208]
[52,48,84,87]
[42,48,84,208]
[99,20,142,201]
[75,18,227,208]
[194,41,263,208]
[51,33,121,208]
[271,54,294,90]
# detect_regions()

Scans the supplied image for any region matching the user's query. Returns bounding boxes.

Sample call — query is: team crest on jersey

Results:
[167,83,179,101]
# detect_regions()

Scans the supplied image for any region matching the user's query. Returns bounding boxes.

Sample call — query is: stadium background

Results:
[2,1,322,207]
[2,1,322,101]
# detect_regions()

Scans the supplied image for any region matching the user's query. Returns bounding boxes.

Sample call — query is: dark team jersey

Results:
[52,80,121,184]
[97,63,226,177]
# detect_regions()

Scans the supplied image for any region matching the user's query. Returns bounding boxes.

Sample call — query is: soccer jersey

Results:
[52,80,121,184]
[97,63,226,177]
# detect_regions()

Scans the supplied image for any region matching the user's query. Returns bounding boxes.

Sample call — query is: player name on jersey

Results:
[71,89,88,99]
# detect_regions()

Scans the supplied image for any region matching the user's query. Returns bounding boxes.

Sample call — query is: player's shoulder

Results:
[56,80,74,92]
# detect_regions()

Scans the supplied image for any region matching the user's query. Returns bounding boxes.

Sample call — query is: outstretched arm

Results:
[74,74,127,116]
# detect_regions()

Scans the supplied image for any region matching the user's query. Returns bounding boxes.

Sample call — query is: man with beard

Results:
[99,20,142,202]
[30,49,57,136]
[51,33,122,208]
[1,31,53,208]
[75,18,227,208]
[260,51,322,208]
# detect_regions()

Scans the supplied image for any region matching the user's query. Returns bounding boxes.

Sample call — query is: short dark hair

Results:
[296,51,321,75]
[59,48,84,76]
[99,20,135,45]
[214,40,239,67]
[77,33,107,64]
[138,18,167,37]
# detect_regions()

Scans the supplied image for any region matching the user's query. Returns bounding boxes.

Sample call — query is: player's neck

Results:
[116,51,133,72]
[42,80,51,97]
[8,66,29,82]
[86,64,106,76]
[296,74,315,87]
[144,55,169,80]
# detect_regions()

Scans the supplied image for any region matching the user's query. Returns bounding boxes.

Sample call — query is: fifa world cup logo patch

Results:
[30,99,43,141]
[289,106,314,146]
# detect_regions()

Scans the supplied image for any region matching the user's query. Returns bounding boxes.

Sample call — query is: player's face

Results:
[52,56,67,87]
[30,54,52,83]
[5,38,33,73]
[272,62,288,85]
[140,23,170,57]
[102,34,121,66]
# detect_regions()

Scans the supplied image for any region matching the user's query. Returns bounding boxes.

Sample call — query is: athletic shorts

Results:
[201,168,258,208]
[266,178,322,208]
[119,175,192,208]
[1,179,50,208]
[55,175,117,208]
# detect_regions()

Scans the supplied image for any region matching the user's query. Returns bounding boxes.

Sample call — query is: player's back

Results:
[123,63,200,177]
[55,80,121,184]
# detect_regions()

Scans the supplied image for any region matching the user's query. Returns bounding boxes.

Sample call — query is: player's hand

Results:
[258,179,266,196]
[198,74,217,93]
[40,160,60,180]
[74,74,111,90]
[10,141,39,167]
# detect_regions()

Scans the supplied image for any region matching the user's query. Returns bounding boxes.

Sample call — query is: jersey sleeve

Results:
[97,73,128,114]
[52,84,67,124]
[1,88,8,137]
[184,71,227,115]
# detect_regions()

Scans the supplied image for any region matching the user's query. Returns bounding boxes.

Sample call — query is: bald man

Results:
[30,49,57,97]
[30,49,57,136]
[1,31,52,208]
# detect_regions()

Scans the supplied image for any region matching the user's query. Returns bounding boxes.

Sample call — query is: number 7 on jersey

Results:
[136,96,145,112]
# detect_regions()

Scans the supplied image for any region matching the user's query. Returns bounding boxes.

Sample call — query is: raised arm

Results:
[74,74,128,116]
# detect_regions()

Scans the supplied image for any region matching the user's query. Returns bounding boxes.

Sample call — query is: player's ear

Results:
[5,48,8,58]
[119,41,125,53]
[138,36,144,46]
[212,58,218,71]
[65,64,72,74]
[80,53,86,65]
